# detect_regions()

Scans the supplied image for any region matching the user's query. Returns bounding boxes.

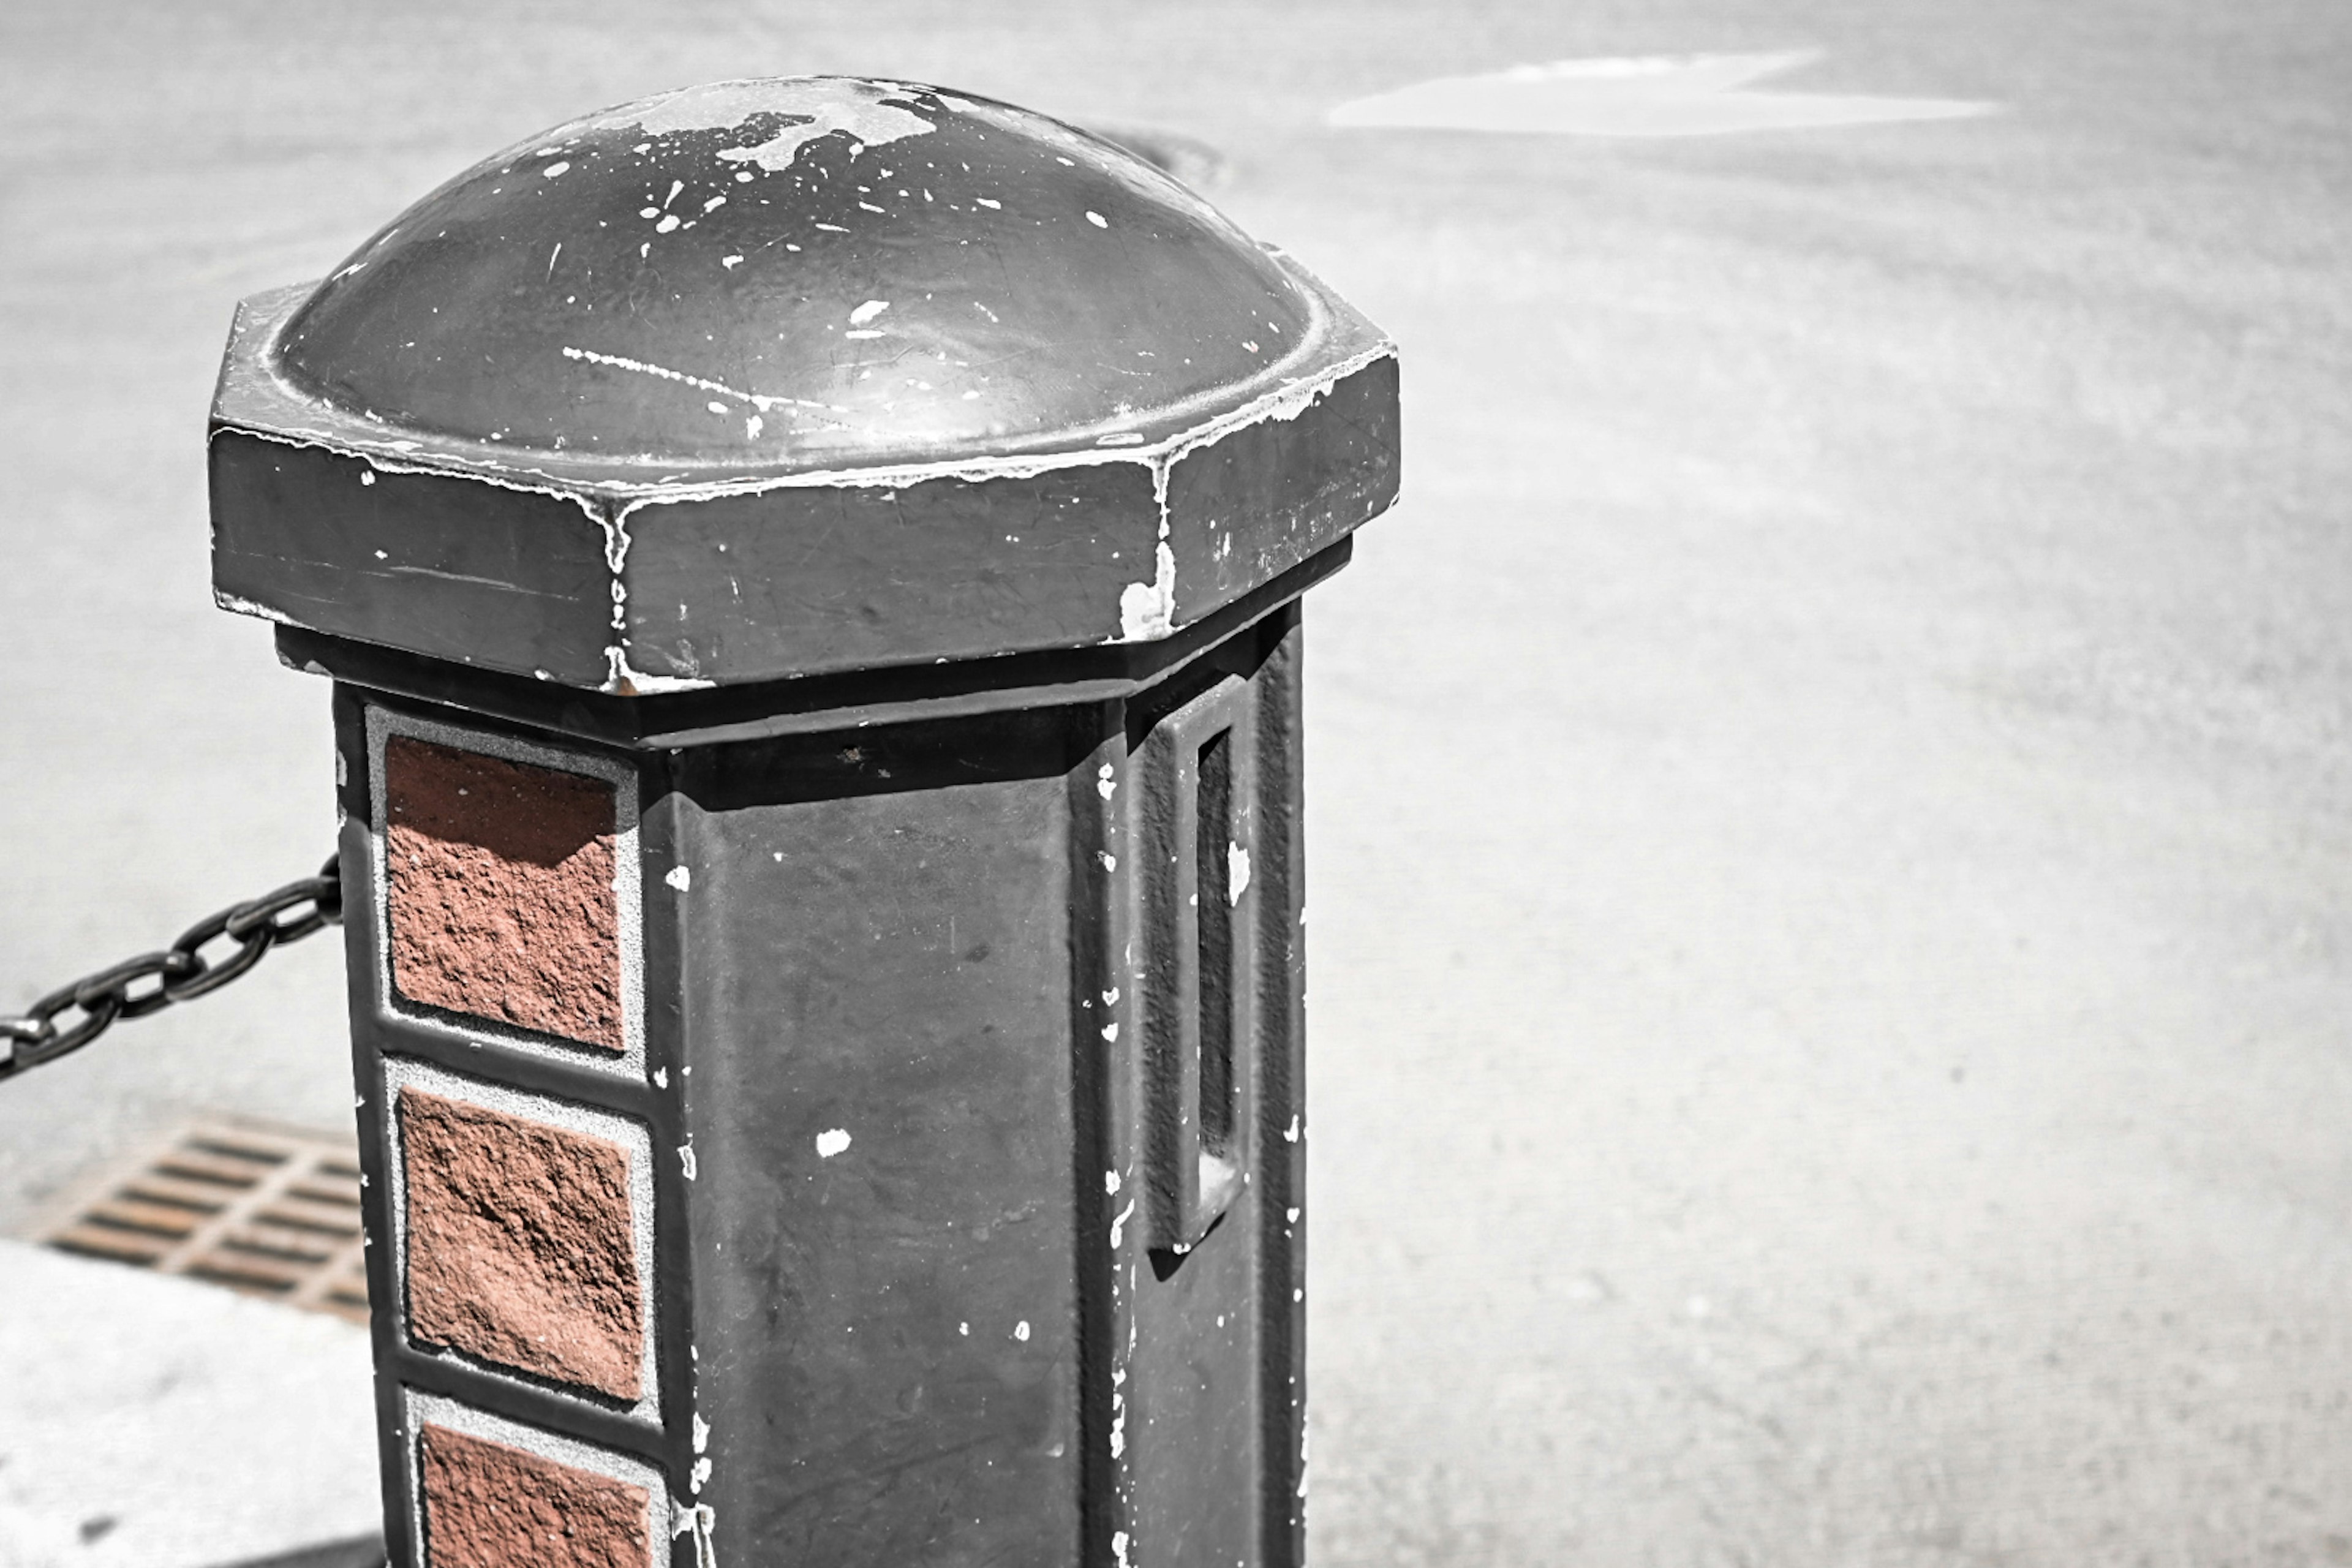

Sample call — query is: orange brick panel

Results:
[385,734,623,1051]
[399,1088,643,1400]
[421,1423,650,1568]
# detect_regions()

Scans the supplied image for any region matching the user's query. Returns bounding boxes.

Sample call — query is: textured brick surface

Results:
[420,1422,650,1568]
[399,1089,643,1400]
[385,734,623,1051]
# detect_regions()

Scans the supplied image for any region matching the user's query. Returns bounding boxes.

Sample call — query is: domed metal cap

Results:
[212,77,1398,695]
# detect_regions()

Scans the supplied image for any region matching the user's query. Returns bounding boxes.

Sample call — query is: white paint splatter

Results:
[1117,540,1178,642]
[1014,1321,1031,1342]
[816,1128,852,1158]
[666,865,692,891]
[1228,842,1252,903]
[1086,210,1108,228]
[850,299,890,325]
[1109,1199,1136,1249]
[679,1143,698,1180]
[541,160,571,178]
[1097,763,1117,801]
[653,1067,669,1088]
[1329,51,1997,137]
[1106,1170,1121,1195]
[593,79,936,172]
[693,1414,710,1453]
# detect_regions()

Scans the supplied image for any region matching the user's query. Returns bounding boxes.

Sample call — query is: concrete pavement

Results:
[3,1,2348,1562]
[0,1242,378,1568]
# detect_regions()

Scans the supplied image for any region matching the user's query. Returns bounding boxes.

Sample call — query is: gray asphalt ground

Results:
[4,2,2349,1564]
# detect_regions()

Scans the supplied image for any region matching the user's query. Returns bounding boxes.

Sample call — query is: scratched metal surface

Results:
[2,1,2349,1564]
[277,79,1313,470]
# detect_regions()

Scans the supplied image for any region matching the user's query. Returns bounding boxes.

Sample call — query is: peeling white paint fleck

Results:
[1097,763,1117,801]
[1112,1529,1132,1568]
[1098,851,1118,873]
[1101,1022,1119,1042]
[679,1142,698,1180]
[1282,1115,1300,1144]
[654,1067,669,1088]
[1014,1320,1031,1342]
[592,78,935,171]
[671,1501,717,1568]
[1117,540,1178,643]
[850,300,891,325]
[959,1321,970,1335]
[1109,1198,1136,1249]
[1228,842,1252,903]
[1086,210,1108,228]
[690,1455,712,1493]
[816,1128,852,1158]
[666,865,693,892]
[1106,1170,1121,1195]
[212,590,293,624]
[359,470,376,486]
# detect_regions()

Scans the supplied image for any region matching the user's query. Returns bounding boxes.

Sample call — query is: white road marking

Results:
[1329,50,1996,137]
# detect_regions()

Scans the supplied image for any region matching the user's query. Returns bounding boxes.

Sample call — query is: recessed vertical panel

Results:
[1125,647,1280,1568]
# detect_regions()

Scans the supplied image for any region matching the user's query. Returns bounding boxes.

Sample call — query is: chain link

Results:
[1,855,342,1084]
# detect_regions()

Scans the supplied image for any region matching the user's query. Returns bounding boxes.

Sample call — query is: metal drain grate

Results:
[37,1118,370,1322]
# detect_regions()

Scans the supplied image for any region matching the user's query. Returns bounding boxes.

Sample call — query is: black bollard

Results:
[209,77,1399,1568]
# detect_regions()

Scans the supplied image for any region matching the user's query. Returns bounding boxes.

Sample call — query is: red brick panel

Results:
[385,734,624,1052]
[399,1088,644,1400]
[421,1422,651,1568]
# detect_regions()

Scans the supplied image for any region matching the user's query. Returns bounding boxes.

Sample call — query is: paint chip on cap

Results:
[816,1128,851,1158]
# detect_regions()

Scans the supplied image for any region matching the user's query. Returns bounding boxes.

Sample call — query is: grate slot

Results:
[34,1117,374,1324]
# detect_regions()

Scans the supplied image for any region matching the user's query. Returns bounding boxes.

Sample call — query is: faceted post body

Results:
[329,605,1308,1567]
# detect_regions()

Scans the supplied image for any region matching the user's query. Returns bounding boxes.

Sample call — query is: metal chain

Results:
[0,855,342,1084]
